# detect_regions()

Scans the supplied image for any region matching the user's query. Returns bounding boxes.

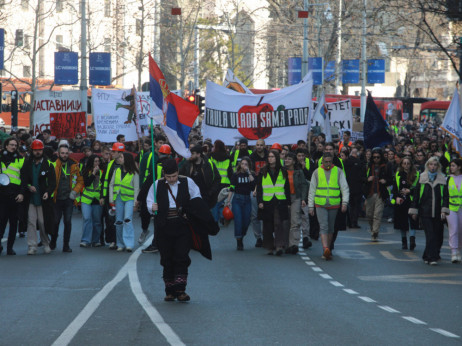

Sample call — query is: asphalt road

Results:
[0,212,461,346]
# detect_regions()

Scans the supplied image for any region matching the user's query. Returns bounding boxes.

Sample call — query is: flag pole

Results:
[150,118,157,212]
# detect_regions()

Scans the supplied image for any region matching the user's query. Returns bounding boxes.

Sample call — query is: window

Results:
[23,66,31,78]
[104,38,111,52]
[21,0,28,10]
[56,35,63,51]
[56,0,63,12]
[104,0,111,17]
[24,34,30,49]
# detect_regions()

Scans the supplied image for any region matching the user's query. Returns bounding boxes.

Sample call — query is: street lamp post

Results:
[360,0,367,122]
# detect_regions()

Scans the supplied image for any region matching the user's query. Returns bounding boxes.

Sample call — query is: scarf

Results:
[428,171,437,182]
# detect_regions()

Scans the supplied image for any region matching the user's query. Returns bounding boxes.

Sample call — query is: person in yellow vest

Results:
[308,152,349,260]
[50,144,84,253]
[256,149,291,256]
[80,155,103,248]
[210,139,233,223]
[391,157,420,251]
[231,138,253,171]
[446,158,462,263]
[0,137,25,255]
[109,152,139,252]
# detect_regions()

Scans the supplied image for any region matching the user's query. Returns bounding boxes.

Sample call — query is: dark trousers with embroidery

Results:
[157,218,191,295]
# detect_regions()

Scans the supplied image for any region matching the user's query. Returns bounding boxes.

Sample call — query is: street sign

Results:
[54,51,78,85]
[308,57,323,85]
[0,29,4,70]
[89,52,111,85]
[342,59,360,84]
[367,59,385,84]
[288,57,302,85]
[325,60,335,81]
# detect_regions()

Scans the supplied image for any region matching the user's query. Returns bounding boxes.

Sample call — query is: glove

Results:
[69,190,78,200]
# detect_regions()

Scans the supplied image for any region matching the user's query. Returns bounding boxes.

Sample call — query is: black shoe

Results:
[409,236,416,251]
[255,238,263,248]
[37,241,43,247]
[63,246,72,253]
[7,249,16,255]
[142,244,159,253]
[303,237,312,249]
[49,239,56,250]
[402,237,408,250]
[164,294,176,302]
[285,245,298,255]
[19,232,25,238]
[275,248,283,256]
[236,239,243,251]
[350,224,361,229]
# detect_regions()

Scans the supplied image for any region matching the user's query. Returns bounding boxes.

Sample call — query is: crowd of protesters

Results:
[0,117,461,268]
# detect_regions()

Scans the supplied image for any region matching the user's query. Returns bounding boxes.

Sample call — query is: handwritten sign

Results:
[50,112,86,138]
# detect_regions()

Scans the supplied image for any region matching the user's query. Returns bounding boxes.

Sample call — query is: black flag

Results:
[364,92,393,149]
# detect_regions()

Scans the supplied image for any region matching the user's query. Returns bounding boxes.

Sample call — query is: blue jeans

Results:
[212,200,224,223]
[81,203,103,244]
[115,195,134,249]
[232,193,251,239]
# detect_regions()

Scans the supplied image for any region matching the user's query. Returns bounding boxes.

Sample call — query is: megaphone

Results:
[0,173,10,186]
[108,205,116,216]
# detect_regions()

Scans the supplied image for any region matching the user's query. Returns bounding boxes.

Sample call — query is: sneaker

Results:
[176,292,190,302]
[387,218,393,223]
[43,246,51,254]
[164,294,176,302]
[126,248,133,253]
[27,247,37,255]
[80,242,89,248]
[303,237,312,249]
[429,261,438,266]
[138,230,150,244]
[371,233,378,242]
[255,238,263,248]
[116,247,125,252]
[142,244,159,253]
[108,242,117,250]
[451,254,459,263]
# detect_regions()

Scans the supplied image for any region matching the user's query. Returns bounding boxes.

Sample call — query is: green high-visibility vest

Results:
[314,166,341,206]
[391,171,419,204]
[448,176,462,212]
[113,168,135,201]
[211,158,231,185]
[318,156,345,173]
[305,158,310,171]
[419,183,444,206]
[262,170,286,202]
[81,171,102,205]
[156,163,163,180]
[103,160,115,198]
[232,149,253,170]
[1,157,24,185]
[145,152,153,183]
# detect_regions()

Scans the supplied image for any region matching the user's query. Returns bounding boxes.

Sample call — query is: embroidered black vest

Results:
[156,176,190,227]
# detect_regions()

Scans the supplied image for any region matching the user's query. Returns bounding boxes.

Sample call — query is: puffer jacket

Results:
[409,171,449,218]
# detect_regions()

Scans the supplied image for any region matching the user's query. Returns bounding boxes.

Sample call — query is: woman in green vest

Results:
[256,149,291,256]
[80,155,103,247]
[391,157,419,250]
[447,158,462,263]
[109,153,140,252]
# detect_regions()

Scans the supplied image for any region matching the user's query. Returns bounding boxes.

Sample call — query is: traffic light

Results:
[15,29,23,47]
[187,93,196,103]
[194,89,205,115]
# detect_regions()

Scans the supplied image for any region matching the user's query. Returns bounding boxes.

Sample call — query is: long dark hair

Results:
[260,149,284,177]
[210,139,229,161]
[123,152,139,175]
[398,157,417,184]
[83,154,101,177]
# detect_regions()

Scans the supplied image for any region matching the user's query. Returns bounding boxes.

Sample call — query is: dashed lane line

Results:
[402,316,427,325]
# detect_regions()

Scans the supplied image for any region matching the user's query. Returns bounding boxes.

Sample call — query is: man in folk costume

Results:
[147,159,218,302]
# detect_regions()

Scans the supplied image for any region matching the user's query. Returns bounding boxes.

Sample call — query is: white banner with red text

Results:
[312,99,353,134]
[202,80,313,145]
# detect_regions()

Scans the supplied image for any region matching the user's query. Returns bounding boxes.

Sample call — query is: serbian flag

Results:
[149,54,199,158]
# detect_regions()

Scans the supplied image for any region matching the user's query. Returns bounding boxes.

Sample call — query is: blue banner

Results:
[342,59,360,84]
[89,52,111,86]
[367,59,385,84]
[54,52,78,85]
[288,57,302,85]
[0,29,4,70]
[308,57,323,85]
[325,61,335,81]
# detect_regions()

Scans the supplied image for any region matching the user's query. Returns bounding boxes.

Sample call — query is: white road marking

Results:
[53,236,183,346]
[402,316,426,325]
[320,273,332,279]
[378,305,400,313]
[343,289,358,295]
[358,296,376,303]
[127,247,185,346]
[429,328,460,338]
[301,256,310,260]
[298,252,307,256]
[329,281,344,287]
[305,261,315,265]
[312,267,323,272]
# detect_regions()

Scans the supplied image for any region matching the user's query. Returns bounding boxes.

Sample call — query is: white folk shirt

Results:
[146,177,202,214]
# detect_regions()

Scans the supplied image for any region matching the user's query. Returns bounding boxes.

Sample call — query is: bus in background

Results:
[419,100,450,124]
